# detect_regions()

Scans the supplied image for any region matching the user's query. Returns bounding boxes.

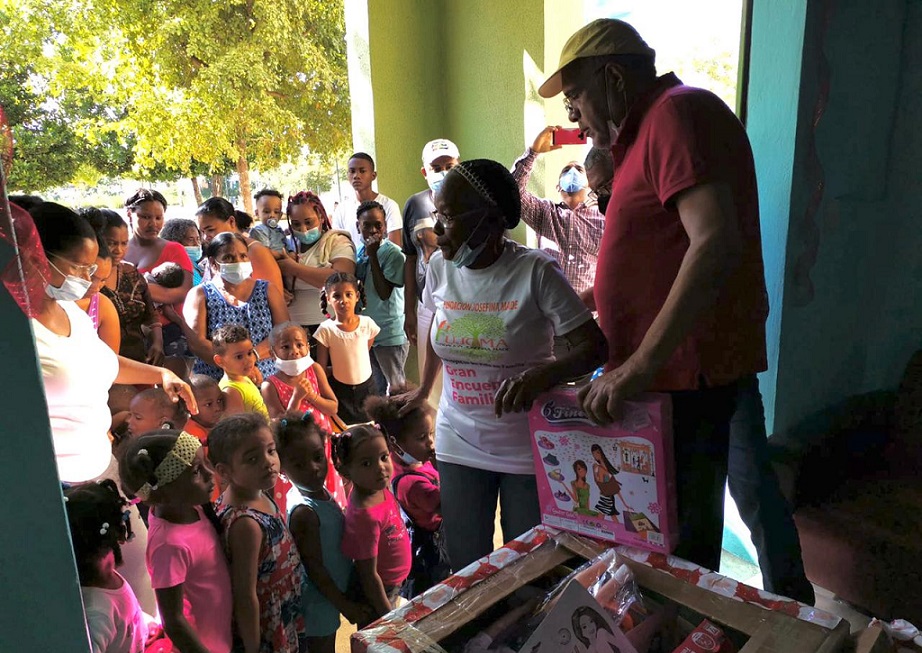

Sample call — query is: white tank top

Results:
[32,300,120,482]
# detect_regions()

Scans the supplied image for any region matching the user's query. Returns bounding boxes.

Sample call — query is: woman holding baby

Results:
[121,189,195,366]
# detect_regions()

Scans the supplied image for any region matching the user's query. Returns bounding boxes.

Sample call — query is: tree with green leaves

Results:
[0,2,135,191]
[55,0,351,213]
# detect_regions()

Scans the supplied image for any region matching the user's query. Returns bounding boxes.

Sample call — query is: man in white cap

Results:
[538,19,782,584]
[403,139,460,382]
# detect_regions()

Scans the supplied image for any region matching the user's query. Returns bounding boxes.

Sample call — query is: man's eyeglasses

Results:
[563,94,577,115]
[50,252,98,277]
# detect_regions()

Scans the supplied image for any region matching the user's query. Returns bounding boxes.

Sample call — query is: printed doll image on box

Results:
[552,460,599,517]
[572,605,623,653]
[590,444,633,520]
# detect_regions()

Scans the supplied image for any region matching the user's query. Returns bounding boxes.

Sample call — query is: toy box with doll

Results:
[351,526,848,653]
[528,387,678,552]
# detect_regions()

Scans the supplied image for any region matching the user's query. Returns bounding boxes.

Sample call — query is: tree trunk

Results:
[209,174,223,198]
[236,142,252,216]
[190,176,203,205]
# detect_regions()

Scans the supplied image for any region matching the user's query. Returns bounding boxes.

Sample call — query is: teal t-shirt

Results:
[356,239,408,347]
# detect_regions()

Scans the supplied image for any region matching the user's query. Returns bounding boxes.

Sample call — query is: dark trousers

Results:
[328,375,377,425]
[670,381,738,572]
[728,375,814,604]
[438,461,541,571]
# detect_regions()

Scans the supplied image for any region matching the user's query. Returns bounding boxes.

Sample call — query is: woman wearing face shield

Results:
[398,159,608,569]
[27,201,197,484]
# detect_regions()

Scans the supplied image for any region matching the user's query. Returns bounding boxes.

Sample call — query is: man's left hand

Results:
[577,356,654,425]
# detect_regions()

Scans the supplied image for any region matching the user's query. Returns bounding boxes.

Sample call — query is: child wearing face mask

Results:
[364,390,449,597]
[262,322,346,507]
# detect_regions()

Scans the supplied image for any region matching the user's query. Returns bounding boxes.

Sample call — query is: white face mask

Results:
[219,261,252,285]
[274,354,314,376]
[45,259,92,302]
[45,276,92,302]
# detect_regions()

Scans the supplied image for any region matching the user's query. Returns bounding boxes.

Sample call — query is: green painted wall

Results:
[365,0,446,210]
[360,0,559,245]
[0,243,90,651]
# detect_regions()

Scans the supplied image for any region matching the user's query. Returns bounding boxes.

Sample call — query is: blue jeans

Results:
[371,343,409,394]
[438,461,541,571]
[728,376,814,604]
[669,381,738,573]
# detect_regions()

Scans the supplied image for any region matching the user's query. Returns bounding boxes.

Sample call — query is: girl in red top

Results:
[332,424,411,623]
[262,322,346,508]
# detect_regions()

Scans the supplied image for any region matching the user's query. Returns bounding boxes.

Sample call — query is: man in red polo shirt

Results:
[538,19,769,575]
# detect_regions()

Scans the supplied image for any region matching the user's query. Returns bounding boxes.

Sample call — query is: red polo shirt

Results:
[595,74,768,391]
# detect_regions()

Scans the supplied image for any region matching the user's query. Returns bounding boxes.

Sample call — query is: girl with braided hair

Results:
[64,479,148,653]
[398,159,608,569]
[313,272,380,424]
[119,430,233,653]
[276,190,356,345]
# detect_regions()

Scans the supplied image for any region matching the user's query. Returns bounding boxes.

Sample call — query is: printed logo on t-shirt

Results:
[433,308,512,363]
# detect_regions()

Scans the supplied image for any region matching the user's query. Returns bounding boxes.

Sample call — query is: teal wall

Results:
[862,1,922,390]
[745,0,808,434]
[0,243,90,651]
[771,0,913,433]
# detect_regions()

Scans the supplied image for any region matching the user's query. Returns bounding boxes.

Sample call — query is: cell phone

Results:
[552,128,587,146]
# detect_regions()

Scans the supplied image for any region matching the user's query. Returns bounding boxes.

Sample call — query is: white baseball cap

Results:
[421,139,460,166]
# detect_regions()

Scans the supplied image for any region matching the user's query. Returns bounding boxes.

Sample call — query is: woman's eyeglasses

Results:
[50,252,98,277]
[430,208,488,228]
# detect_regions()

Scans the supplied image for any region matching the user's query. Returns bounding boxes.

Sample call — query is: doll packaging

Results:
[528,387,678,552]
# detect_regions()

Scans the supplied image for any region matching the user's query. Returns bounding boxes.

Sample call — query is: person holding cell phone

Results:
[510,127,606,298]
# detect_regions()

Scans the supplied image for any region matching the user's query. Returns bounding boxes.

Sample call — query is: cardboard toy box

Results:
[528,387,678,552]
[351,526,849,653]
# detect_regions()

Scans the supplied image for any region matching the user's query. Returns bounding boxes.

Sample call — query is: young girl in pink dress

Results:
[119,430,234,653]
[332,424,411,625]
[262,322,345,507]
[364,391,448,597]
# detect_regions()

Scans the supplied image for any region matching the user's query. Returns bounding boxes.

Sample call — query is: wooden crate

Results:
[352,526,849,653]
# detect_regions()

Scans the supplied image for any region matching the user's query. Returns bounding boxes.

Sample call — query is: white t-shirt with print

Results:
[423,241,593,474]
[332,193,403,250]
[313,315,381,385]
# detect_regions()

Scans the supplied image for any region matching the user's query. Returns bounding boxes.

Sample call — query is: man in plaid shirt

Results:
[511,126,608,295]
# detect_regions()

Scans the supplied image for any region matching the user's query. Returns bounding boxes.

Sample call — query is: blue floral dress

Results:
[217,496,306,653]
[192,280,277,380]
